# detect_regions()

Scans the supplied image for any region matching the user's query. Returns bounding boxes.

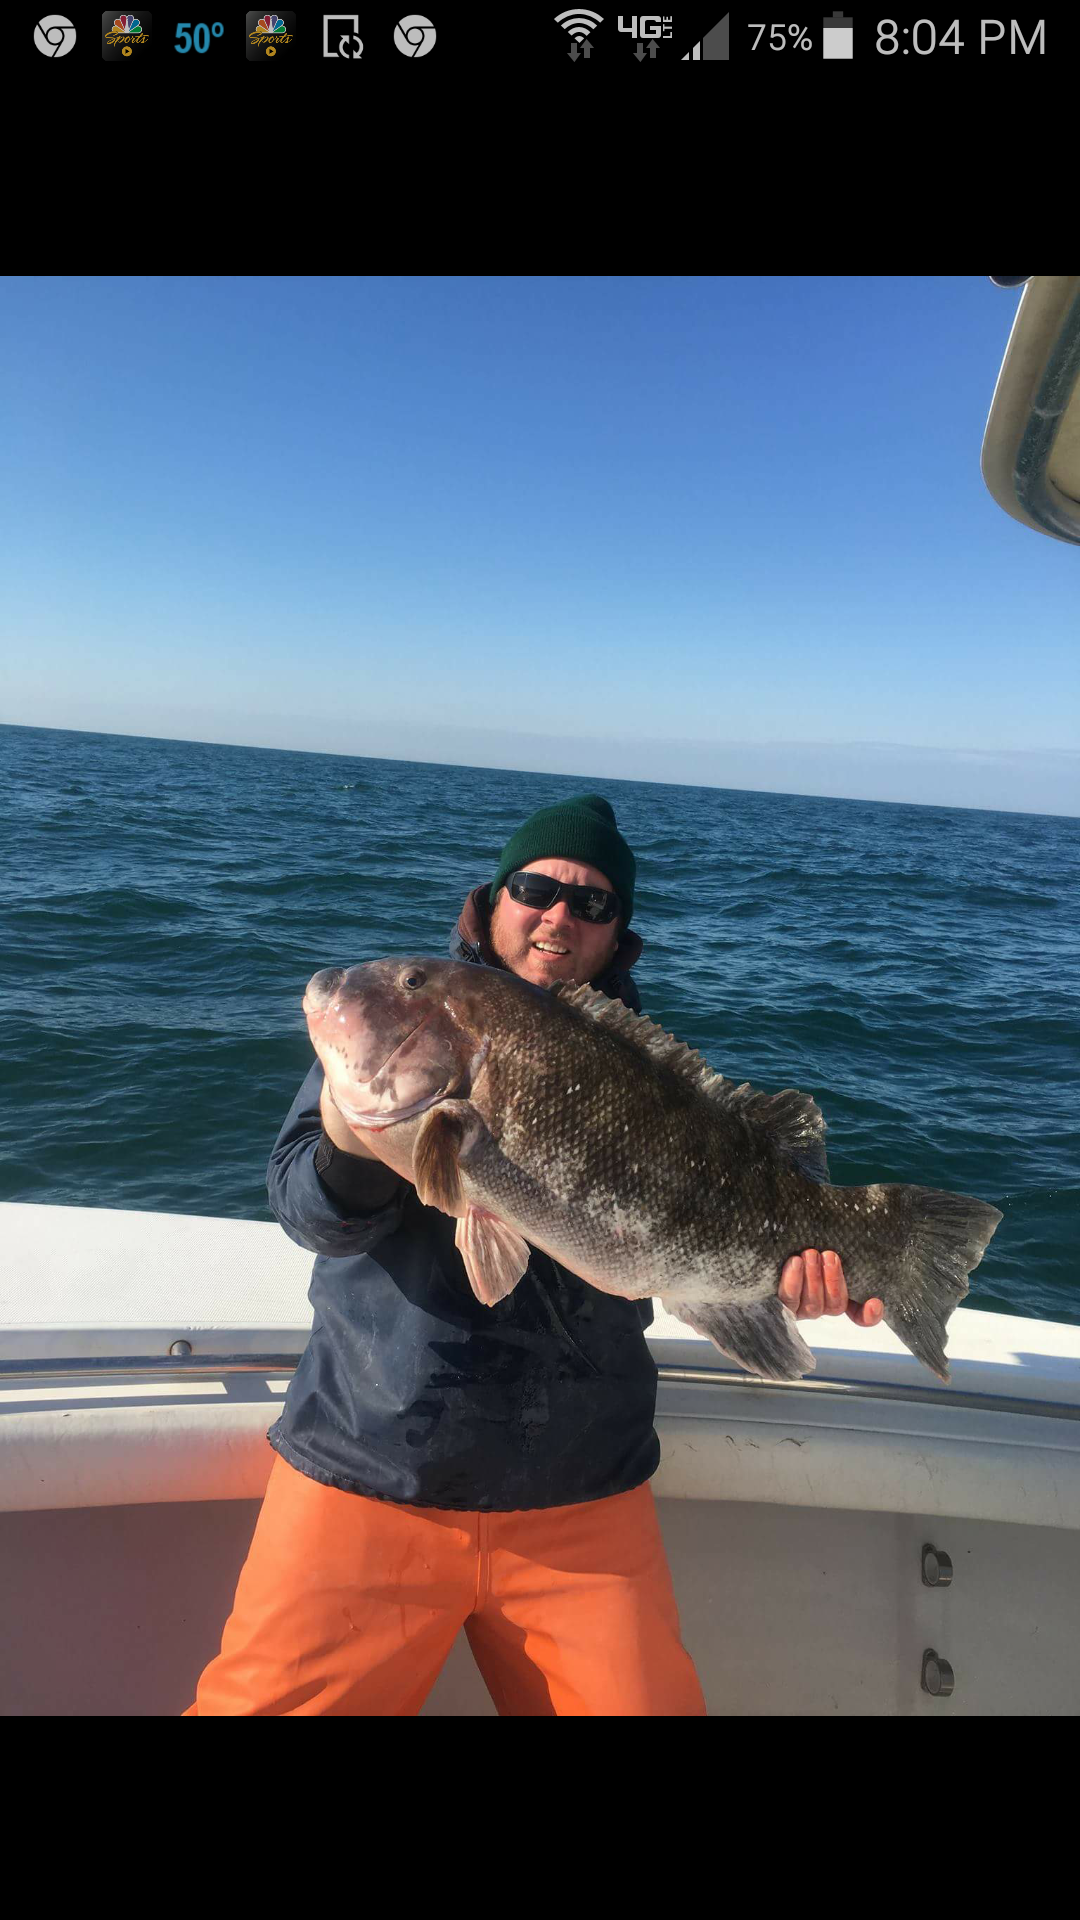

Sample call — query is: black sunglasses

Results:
[507,870,621,924]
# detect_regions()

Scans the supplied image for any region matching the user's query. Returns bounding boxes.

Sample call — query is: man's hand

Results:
[319,1080,416,1188]
[779,1250,884,1329]
[319,1081,382,1161]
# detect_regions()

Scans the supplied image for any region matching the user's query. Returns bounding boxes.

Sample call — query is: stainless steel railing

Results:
[1,1352,1078,1421]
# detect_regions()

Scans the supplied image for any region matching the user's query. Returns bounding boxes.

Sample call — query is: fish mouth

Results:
[333,1022,487,1131]
[337,1013,443,1127]
[337,1089,452,1131]
[374,1012,434,1075]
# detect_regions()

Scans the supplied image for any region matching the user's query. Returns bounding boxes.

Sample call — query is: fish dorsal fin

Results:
[718,1085,830,1182]
[553,982,830,1183]
[553,982,717,1083]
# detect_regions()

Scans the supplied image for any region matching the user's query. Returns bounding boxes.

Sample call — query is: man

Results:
[185,794,882,1717]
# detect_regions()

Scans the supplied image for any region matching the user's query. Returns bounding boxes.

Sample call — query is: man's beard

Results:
[490,920,617,988]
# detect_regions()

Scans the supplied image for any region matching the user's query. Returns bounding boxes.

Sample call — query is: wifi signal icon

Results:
[555,8,603,40]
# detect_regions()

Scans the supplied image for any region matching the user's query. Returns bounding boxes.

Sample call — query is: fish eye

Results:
[402,968,426,990]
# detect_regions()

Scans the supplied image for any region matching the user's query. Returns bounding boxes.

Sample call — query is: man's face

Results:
[489,857,622,989]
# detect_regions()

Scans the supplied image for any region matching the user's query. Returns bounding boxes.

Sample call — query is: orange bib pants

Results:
[184,1451,705,1716]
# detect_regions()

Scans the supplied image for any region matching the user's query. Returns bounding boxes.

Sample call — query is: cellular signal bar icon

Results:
[555,9,603,39]
[682,13,729,58]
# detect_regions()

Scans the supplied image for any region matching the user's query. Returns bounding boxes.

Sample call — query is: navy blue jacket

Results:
[266,892,659,1511]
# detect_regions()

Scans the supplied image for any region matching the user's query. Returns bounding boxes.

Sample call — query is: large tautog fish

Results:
[304,957,1002,1384]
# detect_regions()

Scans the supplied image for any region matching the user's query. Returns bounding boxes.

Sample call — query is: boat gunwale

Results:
[3,1352,1080,1427]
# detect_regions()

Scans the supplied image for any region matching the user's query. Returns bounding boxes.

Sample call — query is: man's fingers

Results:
[799,1247,824,1319]
[778,1255,803,1312]
[822,1249,846,1314]
[848,1298,885,1328]
[780,1255,883,1330]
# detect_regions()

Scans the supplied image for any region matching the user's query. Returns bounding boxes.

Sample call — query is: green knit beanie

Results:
[489,795,636,925]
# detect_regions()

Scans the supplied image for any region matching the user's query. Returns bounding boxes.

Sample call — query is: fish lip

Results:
[340,1088,454,1131]
[337,1033,489,1130]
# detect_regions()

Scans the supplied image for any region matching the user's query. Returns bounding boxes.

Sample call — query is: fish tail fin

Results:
[874,1186,1003,1382]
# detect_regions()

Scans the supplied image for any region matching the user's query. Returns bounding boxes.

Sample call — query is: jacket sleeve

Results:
[266,1061,408,1259]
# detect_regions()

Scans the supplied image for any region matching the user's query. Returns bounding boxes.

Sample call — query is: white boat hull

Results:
[3,1203,1078,1715]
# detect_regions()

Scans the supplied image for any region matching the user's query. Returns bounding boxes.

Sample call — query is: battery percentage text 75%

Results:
[749,23,813,49]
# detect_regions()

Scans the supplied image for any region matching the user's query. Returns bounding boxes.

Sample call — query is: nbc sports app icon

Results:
[247,12,295,58]
[102,10,152,58]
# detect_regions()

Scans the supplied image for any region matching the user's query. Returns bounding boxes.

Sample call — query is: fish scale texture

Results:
[469,982,851,1303]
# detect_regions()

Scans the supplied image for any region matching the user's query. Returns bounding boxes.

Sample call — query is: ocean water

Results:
[2,723,1078,1327]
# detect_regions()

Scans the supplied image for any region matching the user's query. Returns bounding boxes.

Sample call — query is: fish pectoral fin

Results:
[455,1207,530,1307]
[667,1295,816,1383]
[413,1103,481,1217]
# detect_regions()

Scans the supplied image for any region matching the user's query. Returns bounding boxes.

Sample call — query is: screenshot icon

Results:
[324,14,362,57]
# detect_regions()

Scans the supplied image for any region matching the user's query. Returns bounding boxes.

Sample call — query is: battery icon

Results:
[822,11,853,56]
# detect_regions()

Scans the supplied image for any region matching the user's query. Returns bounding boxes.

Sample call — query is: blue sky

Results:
[2,274,1077,814]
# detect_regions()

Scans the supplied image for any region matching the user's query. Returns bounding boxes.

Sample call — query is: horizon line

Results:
[4,717,1077,824]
